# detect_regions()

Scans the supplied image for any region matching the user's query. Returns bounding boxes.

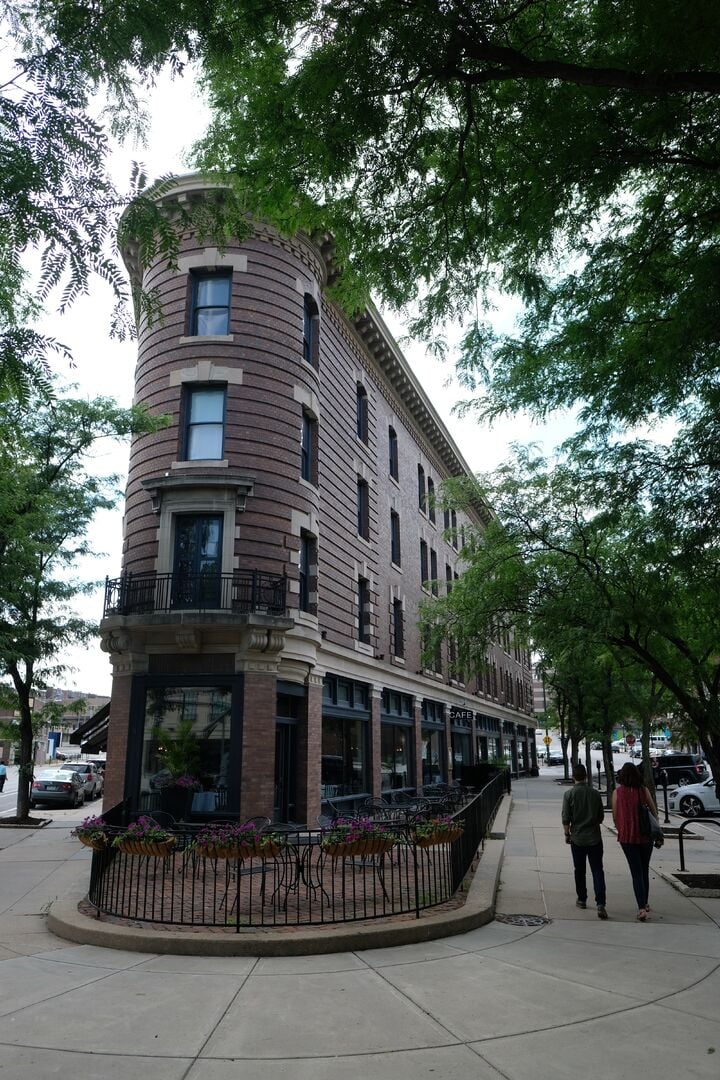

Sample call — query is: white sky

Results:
[42,69,573,697]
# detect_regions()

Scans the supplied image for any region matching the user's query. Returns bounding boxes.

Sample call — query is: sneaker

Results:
[597,906,608,920]
[576,899,587,909]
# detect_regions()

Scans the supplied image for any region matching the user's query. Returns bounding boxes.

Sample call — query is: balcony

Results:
[103,571,288,619]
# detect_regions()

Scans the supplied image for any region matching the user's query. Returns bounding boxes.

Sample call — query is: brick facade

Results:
[99,175,537,822]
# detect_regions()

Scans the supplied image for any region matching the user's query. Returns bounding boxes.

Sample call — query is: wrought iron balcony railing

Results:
[103,571,287,618]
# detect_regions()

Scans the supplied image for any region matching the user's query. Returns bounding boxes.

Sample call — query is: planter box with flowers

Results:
[191,822,286,860]
[72,815,109,852]
[321,818,399,858]
[414,815,465,847]
[112,816,176,857]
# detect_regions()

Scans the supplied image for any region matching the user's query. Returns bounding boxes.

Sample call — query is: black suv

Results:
[646,753,708,788]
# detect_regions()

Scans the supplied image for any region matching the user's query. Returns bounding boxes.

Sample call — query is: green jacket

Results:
[562,783,604,846]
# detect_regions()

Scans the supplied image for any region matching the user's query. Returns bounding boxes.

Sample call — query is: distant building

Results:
[99,174,536,822]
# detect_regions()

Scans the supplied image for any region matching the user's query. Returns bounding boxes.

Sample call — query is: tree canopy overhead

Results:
[191,0,720,431]
[424,436,720,784]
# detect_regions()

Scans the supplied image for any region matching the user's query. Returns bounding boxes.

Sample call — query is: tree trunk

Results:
[16,694,33,820]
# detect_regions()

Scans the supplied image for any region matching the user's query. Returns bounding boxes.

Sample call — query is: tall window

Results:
[357,576,370,643]
[392,598,404,658]
[417,464,426,512]
[444,508,451,531]
[191,273,231,336]
[300,411,317,484]
[303,294,319,366]
[322,715,368,798]
[356,383,368,443]
[299,533,316,613]
[451,510,458,550]
[427,477,436,523]
[381,724,413,792]
[388,426,399,480]
[446,564,453,594]
[430,548,438,595]
[184,386,225,460]
[172,514,223,608]
[420,539,429,587]
[390,510,401,566]
[357,478,369,539]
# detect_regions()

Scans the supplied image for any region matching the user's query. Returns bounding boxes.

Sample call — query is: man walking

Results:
[562,763,608,919]
[0,761,7,792]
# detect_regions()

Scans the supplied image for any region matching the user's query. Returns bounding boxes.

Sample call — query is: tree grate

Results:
[495,913,550,927]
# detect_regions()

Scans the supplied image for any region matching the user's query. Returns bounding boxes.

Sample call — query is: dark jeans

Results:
[571,840,606,907]
[621,842,653,909]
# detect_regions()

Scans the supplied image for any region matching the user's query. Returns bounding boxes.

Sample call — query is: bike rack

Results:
[677,817,720,872]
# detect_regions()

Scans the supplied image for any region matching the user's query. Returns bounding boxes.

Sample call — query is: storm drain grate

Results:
[495,913,550,927]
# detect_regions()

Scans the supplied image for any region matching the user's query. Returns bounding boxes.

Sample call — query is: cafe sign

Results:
[449,707,474,723]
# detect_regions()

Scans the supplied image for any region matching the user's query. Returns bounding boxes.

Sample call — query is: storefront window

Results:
[451,731,472,779]
[140,685,233,813]
[421,726,446,786]
[381,725,413,792]
[321,716,368,798]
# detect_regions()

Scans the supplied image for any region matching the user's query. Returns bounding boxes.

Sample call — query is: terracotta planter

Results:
[256,840,284,858]
[115,838,176,857]
[322,838,396,858]
[416,827,463,848]
[77,834,107,852]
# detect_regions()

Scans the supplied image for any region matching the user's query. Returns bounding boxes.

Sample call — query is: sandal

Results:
[636,908,649,921]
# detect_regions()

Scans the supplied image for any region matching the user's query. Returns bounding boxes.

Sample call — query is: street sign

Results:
[543,736,552,745]
[626,734,636,747]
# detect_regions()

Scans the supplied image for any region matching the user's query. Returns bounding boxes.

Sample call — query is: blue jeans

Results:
[621,842,653,909]
[571,841,606,907]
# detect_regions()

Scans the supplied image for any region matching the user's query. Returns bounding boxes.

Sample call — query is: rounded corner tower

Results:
[99,173,537,826]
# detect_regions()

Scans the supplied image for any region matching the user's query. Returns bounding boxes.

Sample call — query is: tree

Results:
[0,385,163,819]
[1,2,251,400]
[190,0,720,433]
[422,438,720,787]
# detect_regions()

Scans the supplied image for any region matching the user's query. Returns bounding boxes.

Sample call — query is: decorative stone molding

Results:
[142,471,255,515]
[101,631,131,654]
[176,630,201,651]
[170,362,243,387]
[176,249,247,275]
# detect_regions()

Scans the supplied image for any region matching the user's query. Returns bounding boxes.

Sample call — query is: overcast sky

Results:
[43,69,570,698]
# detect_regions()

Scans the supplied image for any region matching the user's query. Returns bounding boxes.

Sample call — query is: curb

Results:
[47,798,510,956]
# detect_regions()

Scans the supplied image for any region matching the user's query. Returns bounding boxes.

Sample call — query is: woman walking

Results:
[612,762,658,921]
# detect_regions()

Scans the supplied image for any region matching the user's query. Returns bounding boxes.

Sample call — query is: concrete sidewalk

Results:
[0,776,718,1079]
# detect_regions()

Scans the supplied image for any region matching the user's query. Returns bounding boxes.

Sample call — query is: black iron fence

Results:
[86,775,507,930]
[103,570,287,618]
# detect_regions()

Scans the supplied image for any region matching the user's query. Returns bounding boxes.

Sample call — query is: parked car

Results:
[645,753,708,787]
[668,779,720,818]
[543,751,564,766]
[611,740,627,753]
[56,763,102,800]
[30,768,85,809]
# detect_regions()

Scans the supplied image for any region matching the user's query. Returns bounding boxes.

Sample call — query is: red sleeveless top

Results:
[615,785,652,845]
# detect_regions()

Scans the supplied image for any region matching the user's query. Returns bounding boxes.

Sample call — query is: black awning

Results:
[69,701,109,751]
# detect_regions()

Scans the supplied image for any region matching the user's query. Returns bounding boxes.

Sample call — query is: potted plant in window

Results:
[112,816,176,857]
[152,719,202,817]
[320,818,398,858]
[72,815,108,851]
[414,815,464,847]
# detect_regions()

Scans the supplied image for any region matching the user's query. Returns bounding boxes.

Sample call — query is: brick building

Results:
[99,174,536,824]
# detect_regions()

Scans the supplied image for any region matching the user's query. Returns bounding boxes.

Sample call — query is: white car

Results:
[668,778,719,818]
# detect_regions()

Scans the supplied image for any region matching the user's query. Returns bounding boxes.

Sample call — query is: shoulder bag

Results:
[638,791,664,848]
